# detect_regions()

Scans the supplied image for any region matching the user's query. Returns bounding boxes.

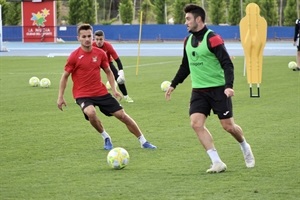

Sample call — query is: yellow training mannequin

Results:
[239,3,267,97]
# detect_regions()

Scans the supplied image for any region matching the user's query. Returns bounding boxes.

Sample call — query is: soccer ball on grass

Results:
[105,81,117,90]
[160,81,171,92]
[288,61,297,69]
[39,78,51,88]
[29,76,40,87]
[107,147,130,169]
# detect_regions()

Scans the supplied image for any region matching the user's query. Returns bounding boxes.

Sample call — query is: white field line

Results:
[6,61,178,75]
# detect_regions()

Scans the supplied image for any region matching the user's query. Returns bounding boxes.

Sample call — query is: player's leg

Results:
[190,113,227,173]
[109,63,129,96]
[189,90,226,173]
[294,47,300,71]
[219,118,255,168]
[98,94,155,149]
[109,63,133,102]
[112,109,156,149]
[76,98,113,150]
[215,89,255,168]
[83,105,104,132]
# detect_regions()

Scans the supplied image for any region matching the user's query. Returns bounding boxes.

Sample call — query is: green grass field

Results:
[0,56,299,200]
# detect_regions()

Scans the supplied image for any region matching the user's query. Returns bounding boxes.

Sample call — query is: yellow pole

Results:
[136,11,143,76]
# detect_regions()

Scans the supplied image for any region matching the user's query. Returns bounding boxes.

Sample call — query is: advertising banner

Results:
[22,0,56,42]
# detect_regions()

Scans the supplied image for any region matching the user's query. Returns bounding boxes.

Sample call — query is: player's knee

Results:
[84,108,97,119]
[190,120,204,130]
[222,124,234,133]
[114,110,127,121]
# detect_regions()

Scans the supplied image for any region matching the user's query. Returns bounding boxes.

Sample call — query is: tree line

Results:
[0,0,298,26]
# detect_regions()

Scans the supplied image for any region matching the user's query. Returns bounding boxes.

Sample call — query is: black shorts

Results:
[76,94,123,120]
[189,86,233,119]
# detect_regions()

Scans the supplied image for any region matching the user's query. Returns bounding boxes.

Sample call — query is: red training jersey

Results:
[92,41,119,62]
[64,47,109,99]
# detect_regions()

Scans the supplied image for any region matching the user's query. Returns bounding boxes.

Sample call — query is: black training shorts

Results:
[189,86,233,119]
[76,94,123,120]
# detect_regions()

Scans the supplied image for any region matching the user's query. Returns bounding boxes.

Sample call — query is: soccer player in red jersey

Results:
[57,24,156,150]
[93,30,134,102]
[165,4,254,173]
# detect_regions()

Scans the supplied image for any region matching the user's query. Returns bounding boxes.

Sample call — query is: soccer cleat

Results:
[104,138,113,150]
[124,96,134,103]
[141,141,157,149]
[242,144,255,168]
[206,161,227,173]
[293,67,300,71]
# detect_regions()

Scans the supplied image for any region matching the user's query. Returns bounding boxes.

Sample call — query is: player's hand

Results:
[224,88,234,97]
[57,97,67,111]
[112,90,123,101]
[117,70,125,84]
[165,87,174,101]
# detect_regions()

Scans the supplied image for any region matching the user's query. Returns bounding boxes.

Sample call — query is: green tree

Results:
[208,0,227,25]
[68,0,95,25]
[173,0,197,24]
[173,0,187,24]
[153,0,166,24]
[140,0,155,24]
[81,0,95,24]
[56,0,60,25]
[0,0,8,25]
[119,0,133,24]
[284,0,297,26]
[228,0,241,25]
[244,0,261,5]
[5,2,21,25]
[261,0,278,26]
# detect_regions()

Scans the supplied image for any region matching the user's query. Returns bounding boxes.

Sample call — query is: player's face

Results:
[185,13,200,32]
[78,29,93,49]
[94,35,105,47]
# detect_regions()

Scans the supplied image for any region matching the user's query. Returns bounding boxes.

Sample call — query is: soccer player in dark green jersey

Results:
[165,4,255,173]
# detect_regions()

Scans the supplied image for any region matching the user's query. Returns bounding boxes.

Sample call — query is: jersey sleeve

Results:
[64,51,76,73]
[106,42,119,60]
[208,34,224,48]
[99,50,110,69]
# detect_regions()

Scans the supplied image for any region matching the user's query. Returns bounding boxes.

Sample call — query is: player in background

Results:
[93,30,134,102]
[165,4,254,173]
[293,19,300,71]
[57,24,157,150]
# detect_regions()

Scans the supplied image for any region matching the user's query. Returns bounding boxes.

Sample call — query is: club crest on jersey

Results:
[92,56,98,62]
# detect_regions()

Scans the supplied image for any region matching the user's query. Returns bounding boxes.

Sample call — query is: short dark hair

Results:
[94,30,104,37]
[77,24,93,35]
[184,4,206,23]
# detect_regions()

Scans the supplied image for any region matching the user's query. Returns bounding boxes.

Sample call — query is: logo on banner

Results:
[31,8,50,27]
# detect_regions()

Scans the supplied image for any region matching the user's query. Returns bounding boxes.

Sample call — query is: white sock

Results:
[100,130,110,140]
[240,139,248,152]
[138,135,147,145]
[124,95,128,98]
[207,149,222,163]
